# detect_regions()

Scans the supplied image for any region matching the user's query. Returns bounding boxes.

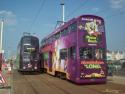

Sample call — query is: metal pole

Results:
[0,20,4,71]
[61,0,65,25]
[0,20,4,53]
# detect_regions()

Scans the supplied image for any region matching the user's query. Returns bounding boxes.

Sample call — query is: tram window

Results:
[46,37,52,44]
[69,22,77,32]
[49,36,53,43]
[60,49,67,59]
[23,45,30,52]
[41,40,44,46]
[31,39,38,47]
[48,38,51,43]
[55,32,60,40]
[94,48,104,60]
[41,39,46,46]
[80,48,105,60]
[68,47,76,59]
[61,28,68,36]
[43,52,49,60]
[79,48,93,59]
[23,37,30,44]
[52,35,55,41]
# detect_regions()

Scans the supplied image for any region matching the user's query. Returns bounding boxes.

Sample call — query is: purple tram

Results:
[40,15,107,84]
[18,35,40,72]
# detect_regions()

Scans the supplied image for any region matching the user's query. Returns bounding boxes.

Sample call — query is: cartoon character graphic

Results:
[52,40,67,72]
[85,19,101,36]
[52,40,60,70]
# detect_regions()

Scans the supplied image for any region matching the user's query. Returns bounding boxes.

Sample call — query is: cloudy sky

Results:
[0,0,125,58]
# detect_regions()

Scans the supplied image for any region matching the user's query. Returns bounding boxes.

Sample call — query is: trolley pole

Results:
[60,0,65,25]
[0,20,4,71]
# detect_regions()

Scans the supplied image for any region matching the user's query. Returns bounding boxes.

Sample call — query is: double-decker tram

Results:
[40,15,107,84]
[18,35,40,72]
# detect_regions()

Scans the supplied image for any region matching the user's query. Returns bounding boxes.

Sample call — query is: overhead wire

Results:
[66,0,125,20]
[28,0,46,33]
[66,0,88,20]
[28,0,125,33]
[88,4,125,20]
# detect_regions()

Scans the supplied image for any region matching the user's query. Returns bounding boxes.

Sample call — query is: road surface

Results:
[13,70,125,94]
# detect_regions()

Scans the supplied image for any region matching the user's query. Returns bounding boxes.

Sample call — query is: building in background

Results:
[106,50,125,61]
[106,50,125,76]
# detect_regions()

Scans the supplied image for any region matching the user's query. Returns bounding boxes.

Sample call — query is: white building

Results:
[106,51,125,61]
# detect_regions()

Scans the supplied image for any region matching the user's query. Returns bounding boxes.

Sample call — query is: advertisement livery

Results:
[40,15,107,84]
[18,35,40,72]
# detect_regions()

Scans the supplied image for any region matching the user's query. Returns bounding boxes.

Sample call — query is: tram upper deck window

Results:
[69,22,77,32]
[23,37,30,44]
[55,32,60,40]
[31,38,38,46]
[61,28,68,37]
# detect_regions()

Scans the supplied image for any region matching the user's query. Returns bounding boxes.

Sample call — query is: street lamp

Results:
[0,19,4,71]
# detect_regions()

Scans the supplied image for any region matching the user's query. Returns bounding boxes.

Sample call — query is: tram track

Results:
[38,74,104,94]
[13,70,41,94]
[13,70,125,94]
[38,73,125,94]
[23,75,39,94]
[23,73,71,94]
[38,74,71,94]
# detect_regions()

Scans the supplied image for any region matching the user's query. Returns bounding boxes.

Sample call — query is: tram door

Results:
[67,47,77,79]
[48,51,52,72]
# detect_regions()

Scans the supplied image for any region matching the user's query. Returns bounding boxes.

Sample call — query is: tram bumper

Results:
[74,77,107,84]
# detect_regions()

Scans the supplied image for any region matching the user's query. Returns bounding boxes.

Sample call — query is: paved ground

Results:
[1,69,125,94]
[108,76,125,85]
[13,70,125,94]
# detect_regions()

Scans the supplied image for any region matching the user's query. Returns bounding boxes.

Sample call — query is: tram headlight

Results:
[23,66,26,69]
[34,64,37,69]
[34,66,37,69]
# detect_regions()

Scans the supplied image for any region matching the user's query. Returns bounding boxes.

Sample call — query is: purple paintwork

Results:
[40,15,107,84]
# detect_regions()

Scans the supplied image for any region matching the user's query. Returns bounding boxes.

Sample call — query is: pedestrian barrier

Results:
[0,71,7,87]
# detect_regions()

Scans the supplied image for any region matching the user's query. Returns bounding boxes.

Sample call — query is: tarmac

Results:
[0,67,125,94]
[107,75,125,85]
